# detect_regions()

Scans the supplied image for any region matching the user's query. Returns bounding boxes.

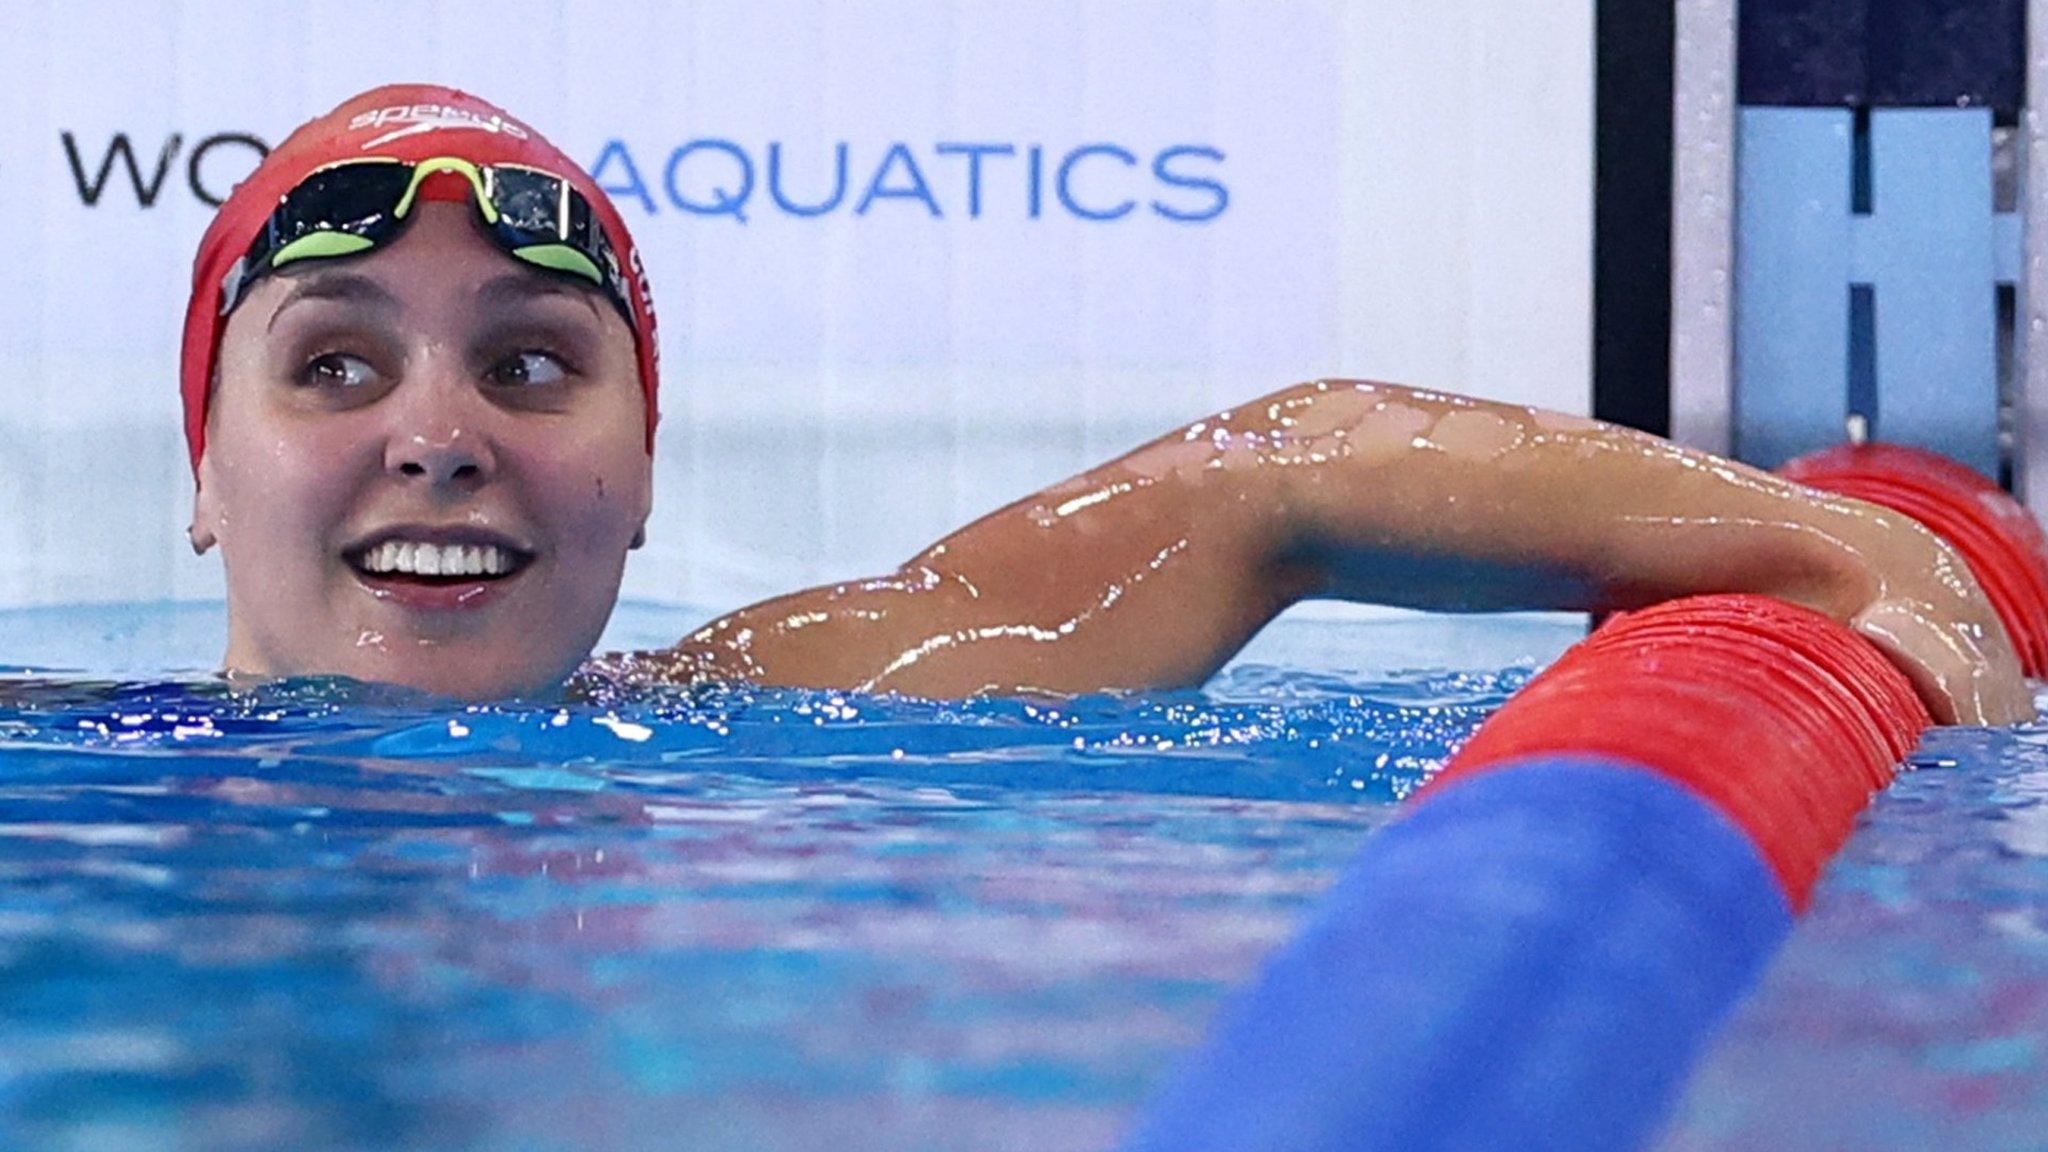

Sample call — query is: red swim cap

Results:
[179,83,659,473]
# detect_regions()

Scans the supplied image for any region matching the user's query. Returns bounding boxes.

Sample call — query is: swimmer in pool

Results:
[181,84,2031,726]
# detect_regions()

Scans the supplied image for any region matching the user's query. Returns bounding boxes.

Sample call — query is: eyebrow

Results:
[266,271,400,333]
[477,272,604,322]
[263,267,605,334]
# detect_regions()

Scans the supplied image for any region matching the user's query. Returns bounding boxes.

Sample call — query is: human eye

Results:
[487,349,572,388]
[298,351,381,390]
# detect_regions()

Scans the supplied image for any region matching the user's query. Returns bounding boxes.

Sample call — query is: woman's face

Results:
[194,201,652,698]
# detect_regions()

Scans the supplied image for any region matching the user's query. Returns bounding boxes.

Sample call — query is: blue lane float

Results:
[1122,594,1935,1152]
[1120,756,1791,1152]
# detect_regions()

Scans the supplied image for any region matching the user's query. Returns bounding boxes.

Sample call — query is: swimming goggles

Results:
[218,155,633,323]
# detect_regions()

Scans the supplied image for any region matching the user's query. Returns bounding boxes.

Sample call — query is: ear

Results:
[187,453,221,555]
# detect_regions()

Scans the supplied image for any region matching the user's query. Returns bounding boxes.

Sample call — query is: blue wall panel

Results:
[1853,110,2001,475]
[1736,107,2012,475]
[1735,108,1854,469]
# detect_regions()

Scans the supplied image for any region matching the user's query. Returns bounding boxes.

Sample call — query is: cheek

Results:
[209,419,373,546]
[525,439,650,551]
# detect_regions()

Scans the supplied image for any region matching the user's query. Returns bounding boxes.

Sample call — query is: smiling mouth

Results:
[347,539,535,585]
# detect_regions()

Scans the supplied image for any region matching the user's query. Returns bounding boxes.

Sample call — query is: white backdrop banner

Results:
[0,0,1591,614]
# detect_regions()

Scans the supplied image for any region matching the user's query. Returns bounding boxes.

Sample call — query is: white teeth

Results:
[353,540,522,577]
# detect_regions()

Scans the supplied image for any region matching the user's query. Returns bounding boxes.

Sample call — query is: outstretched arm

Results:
[612,380,2028,724]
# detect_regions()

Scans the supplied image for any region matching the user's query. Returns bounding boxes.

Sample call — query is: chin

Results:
[222,641,583,702]
[352,648,581,701]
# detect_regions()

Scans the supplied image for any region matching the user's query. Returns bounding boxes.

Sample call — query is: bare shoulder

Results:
[584,566,985,693]
[580,608,769,690]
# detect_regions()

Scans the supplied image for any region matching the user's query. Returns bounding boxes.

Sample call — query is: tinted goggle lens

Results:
[224,159,631,323]
[489,166,570,237]
[486,166,623,294]
[277,162,414,243]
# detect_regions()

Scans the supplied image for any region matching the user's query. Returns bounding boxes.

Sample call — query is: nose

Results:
[388,429,495,487]
[383,379,499,490]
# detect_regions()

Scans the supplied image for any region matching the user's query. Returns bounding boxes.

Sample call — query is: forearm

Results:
[1217,380,1883,617]
[1211,380,2025,722]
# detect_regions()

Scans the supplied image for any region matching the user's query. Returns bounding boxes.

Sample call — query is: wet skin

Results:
[195,202,651,700]
[604,386,2031,727]
[197,206,2031,725]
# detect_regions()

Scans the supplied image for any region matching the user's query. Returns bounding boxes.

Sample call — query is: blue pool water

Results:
[1,603,2044,1151]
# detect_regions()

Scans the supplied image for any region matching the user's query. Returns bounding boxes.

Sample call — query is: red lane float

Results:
[1431,594,1930,911]
[1780,443,2048,675]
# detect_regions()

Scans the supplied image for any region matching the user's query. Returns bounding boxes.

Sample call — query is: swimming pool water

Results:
[1,603,2043,1151]
[1660,717,2048,1151]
